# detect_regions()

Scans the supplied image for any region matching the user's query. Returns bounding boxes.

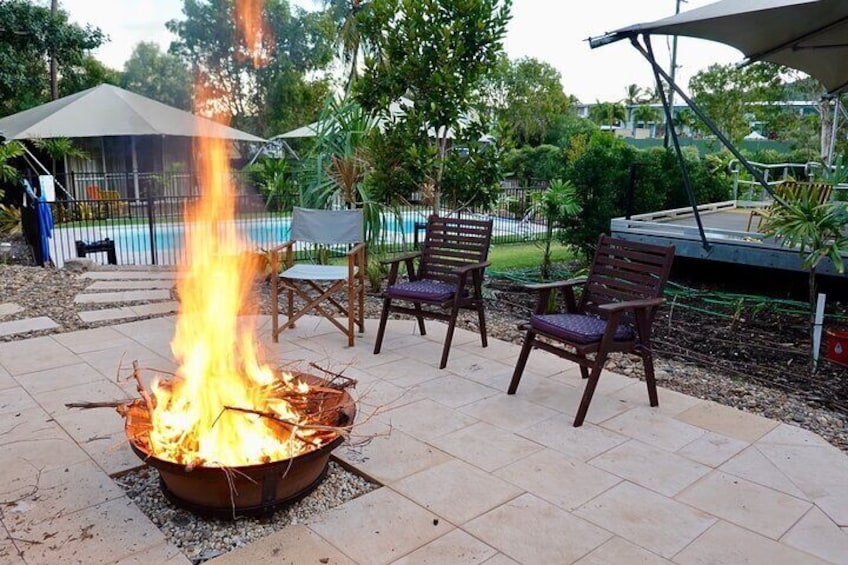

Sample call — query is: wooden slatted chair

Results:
[373,215,493,369]
[270,207,366,347]
[508,235,675,427]
[746,181,833,232]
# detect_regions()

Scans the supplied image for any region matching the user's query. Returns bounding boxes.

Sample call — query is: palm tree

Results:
[673,108,698,137]
[588,101,626,129]
[323,0,371,92]
[632,104,660,134]
[623,84,643,107]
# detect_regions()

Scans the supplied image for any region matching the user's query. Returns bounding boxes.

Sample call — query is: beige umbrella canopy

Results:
[591,0,848,95]
[0,84,264,141]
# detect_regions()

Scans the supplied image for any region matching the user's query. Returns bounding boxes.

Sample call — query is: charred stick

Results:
[222,405,352,434]
[307,362,358,390]
[132,360,156,416]
[65,400,132,410]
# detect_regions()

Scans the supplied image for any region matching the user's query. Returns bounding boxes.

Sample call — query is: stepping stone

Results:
[74,290,172,304]
[85,280,175,291]
[0,303,24,318]
[77,301,179,324]
[0,316,59,337]
[80,271,178,280]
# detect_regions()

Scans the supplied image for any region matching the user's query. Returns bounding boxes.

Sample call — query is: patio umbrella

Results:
[590,0,848,95]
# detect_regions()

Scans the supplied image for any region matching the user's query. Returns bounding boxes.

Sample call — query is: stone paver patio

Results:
[1,314,847,564]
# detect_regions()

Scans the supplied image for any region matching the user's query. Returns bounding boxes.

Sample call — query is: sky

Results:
[59,0,745,103]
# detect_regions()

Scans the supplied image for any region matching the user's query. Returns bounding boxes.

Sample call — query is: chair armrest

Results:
[346,242,366,257]
[268,241,295,255]
[453,261,490,275]
[597,297,665,314]
[379,251,421,265]
[523,277,587,291]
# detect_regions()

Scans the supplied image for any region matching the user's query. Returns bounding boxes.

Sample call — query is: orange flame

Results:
[235,0,270,67]
[143,5,319,468]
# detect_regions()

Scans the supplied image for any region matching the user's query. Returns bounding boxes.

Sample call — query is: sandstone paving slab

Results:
[10,496,167,564]
[463,493,612,564]
[77,307,139,324]
[110,316,177,352]
[574,537,672,565]
[459,393,559,432]
[77,343,176,382]
[83,430,144,476]
[718,446,807,499]
[74,290,171,304]
[609,380,702,417]
[14,362,109,396]
[130,301,178,316]
[392,528,498,564]
[0,316,59,338]
[676,470,811,539]
[574,482,715,558]
[81,271,177,280]
[510,376,634,424]
[781,507,848,564]
[676,400,780,443]
[406,373,508,410]
[600,407,705,452]
[0,302,24,317]
[53,326,139,354]
[673,520,831,565]
[0,386,37,416]
[391,458,524,525]
[116,542,192,565]
[308,488,452,565]
[495,448,621,511]
[518,416,629,462]
[0,532,24,564]
[86,280,175,291]
[484,554,520,565]
[0,364,15,391]
[429,420,544,473]
[0,336,79,376]
[209,524,353,565]
[2,460,126,531]
[675,429,750,468]
[589,439,711,497]
[378,398,478,442]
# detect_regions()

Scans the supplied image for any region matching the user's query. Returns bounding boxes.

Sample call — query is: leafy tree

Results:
[59,55,120,97]
[355,0,512,211]
[689,62,785,144]
[632,105,659,131]
[122,42,193,109]
[476,55,572,147]
[588,101,626,129]
[0,0,105,116]
[167,0,335,132]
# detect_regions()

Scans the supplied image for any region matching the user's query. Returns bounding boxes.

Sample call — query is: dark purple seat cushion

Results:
[530,313,634,344]
[388,279,457,302]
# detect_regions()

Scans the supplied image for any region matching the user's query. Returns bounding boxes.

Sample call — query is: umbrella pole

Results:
[630,35,783,207]
[644,35,710,252]
[21,146,73,200]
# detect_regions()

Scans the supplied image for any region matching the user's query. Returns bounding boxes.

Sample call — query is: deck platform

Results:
[610,201,847,277]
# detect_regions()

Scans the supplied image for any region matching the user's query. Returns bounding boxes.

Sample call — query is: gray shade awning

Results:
[590,0,848,95]
[0,84,265,141]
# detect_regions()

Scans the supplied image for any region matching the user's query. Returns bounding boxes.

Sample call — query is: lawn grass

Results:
[488,242,576,272]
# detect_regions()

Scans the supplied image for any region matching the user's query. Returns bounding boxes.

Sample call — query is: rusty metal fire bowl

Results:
[124,373,356,518]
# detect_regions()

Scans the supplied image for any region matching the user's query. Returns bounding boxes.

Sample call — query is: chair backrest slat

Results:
[580,235,674,312]
[420,215,493,284]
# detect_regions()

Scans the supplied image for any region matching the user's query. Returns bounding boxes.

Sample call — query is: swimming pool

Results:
[50,211,544,267]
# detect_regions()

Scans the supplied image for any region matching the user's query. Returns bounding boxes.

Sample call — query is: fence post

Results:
[626,163,638,220]
[147,194,157,265]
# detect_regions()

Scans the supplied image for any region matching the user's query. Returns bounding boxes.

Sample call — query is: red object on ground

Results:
[824,327,848,367]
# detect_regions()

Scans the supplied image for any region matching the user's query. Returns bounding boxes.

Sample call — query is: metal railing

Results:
[40,187,549,268]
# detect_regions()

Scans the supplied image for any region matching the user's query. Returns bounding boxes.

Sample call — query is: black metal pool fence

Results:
[28,185,547,268]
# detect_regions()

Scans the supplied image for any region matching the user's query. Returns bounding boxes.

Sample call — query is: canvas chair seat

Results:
[282,264,360,281]
[531,313,635,345]
[270,207,366,347]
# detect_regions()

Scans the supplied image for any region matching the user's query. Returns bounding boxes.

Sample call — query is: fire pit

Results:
[124,372,355,517]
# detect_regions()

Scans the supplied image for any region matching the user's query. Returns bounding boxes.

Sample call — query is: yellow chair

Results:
[746,181,833,232]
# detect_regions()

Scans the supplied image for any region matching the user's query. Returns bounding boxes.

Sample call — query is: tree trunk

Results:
[433,131,449,214]
[50,0,58,100]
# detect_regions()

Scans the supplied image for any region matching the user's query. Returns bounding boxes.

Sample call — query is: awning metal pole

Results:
[644,35,710,252]
[21,145,74,200]
[630,35,782,205]
[827,97,840,166]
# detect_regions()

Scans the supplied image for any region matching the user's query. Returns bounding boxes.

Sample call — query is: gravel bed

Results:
[115,462,378,564]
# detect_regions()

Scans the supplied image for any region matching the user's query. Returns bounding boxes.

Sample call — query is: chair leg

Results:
[508,330,535,394]
[439,302,462,369]
[576,352,590,379]
[347,281,355,347]
[413,303,426,336]
[271,279,279,343]
[373,297,392,355]
[287,288,295,329]
[573,350,610,427]
[477,301,488,348]
[358,283,365,333]
[642,347,659,407]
